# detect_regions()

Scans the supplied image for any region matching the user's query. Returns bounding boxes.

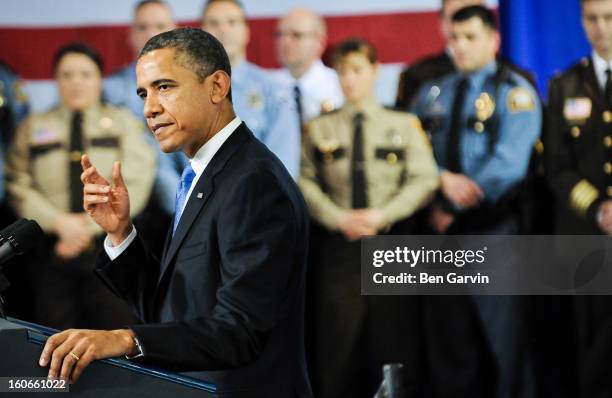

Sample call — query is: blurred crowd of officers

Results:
[0,0,611,397]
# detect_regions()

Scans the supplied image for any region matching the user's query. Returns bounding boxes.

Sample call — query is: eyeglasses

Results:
[274,30,319,40]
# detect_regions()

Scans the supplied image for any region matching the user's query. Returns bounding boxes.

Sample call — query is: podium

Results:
[0,317,217,396]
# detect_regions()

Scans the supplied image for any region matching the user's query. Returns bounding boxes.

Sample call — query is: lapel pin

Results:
[197,193,204,199]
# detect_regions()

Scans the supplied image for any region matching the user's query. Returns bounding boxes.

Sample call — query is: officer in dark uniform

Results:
[545,1,612,397]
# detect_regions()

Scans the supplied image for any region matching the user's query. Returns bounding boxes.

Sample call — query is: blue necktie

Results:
[173,163,196,235]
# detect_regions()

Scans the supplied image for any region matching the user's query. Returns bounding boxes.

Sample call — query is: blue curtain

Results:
[499,0,591,99]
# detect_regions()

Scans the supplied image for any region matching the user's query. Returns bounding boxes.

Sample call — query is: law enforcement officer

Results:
[300,38,439,398]
[104,0,185,257]
[202,0,300,178]
[5,43,155,330]
[272,9,344,129]
[0,61,29,227]
[397,1,551,235]
[105,0,176,119]
[412,6,541,398]
[545,1,612,396]
[395,0,483,110]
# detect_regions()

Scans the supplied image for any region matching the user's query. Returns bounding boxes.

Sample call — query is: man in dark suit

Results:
[38,27,313,398]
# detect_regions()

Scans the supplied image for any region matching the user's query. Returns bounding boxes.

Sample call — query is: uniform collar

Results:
[294,59,328,88]
[592,50,612,90]
[231,59,252,81]
[342,96,381,120]
[57,102,102,122]
[461,60,497,89]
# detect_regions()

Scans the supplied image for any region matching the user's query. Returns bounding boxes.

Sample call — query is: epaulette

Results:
[383,105,410,113]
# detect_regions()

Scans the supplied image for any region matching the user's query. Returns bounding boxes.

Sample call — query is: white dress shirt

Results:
[272,60,344,123]
[592,50,612,90]
[104,116,243,260]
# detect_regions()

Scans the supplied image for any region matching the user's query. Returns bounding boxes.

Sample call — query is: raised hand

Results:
[81,154,132,245]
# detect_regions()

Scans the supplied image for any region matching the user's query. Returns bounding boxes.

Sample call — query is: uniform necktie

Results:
[605,69,612,109]
[173,163,196,235]
[69,111,84,212]
[351,112,367,208]
[294,85,304,134]
[447,78,469,173]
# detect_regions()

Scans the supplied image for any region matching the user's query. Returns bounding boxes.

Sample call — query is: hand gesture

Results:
[81,154,132,245]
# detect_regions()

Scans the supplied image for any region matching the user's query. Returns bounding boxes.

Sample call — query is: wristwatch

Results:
[125,334,144,360]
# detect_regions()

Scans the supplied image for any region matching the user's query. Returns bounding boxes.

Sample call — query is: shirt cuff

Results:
[103,226,137,261]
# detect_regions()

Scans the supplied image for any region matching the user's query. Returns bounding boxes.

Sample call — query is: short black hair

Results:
[140,27,232,100]
[53,42,104,74]
[333,38,377,66]
[202,0,246,20]
[452,5,498,31]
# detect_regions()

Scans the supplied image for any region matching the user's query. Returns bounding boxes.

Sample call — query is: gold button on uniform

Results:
[571,126,581,138]
[604,111,612,123]
[605,162,612,174]
[70,151,82,162]
[605,136,612,148]
[474,121,485,133]
[535,139,544,154]
[99,117,113,129]
[386,153,398,164]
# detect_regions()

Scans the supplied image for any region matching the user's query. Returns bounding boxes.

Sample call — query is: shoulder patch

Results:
[507,87,535,113]
[383,105,409,113]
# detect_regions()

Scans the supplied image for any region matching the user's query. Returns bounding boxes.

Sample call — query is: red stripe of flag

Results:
[0,11,442,80]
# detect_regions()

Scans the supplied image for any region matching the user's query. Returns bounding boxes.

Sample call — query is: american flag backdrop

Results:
[0,0,498,112]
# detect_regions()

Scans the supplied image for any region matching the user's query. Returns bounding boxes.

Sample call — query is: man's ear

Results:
[492,30,501,54]
[209,70,231,104]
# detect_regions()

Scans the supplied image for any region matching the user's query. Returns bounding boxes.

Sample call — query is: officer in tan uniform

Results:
[5,43,155,330]
[299,38,438,398]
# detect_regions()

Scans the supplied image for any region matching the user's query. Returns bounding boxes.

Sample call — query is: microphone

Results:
[0,219,27,244]
[0,219,43,267]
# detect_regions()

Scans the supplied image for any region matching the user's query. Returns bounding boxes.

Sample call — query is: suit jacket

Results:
[95,123,313,398]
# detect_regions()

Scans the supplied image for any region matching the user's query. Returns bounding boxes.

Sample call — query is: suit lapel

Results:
[156,123,252,285]
[160,226,172,265]
[158,175,214,280]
